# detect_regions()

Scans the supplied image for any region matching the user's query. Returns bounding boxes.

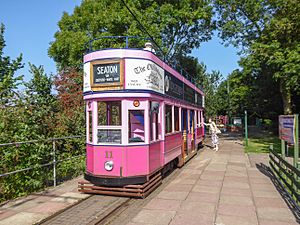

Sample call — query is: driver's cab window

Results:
[128,110,145,143]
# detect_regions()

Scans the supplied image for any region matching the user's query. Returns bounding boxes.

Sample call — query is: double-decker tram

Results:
[79,37,205,197]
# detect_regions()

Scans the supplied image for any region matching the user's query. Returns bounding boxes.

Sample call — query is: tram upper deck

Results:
[83,47,204,108]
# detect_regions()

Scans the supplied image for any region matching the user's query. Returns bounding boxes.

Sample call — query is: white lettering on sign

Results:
[96,65,118,75]
[125,59,164,94]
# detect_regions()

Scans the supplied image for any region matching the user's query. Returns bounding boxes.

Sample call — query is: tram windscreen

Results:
[98,101,121,126]
[97,100,122,144]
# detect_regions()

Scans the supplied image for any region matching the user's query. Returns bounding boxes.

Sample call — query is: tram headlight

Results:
[104,161,114,171]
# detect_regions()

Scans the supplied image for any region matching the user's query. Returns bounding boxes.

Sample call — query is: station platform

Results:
[1,135,299,225]
[0,177,90,225]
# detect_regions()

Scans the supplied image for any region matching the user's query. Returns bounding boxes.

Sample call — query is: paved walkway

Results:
[127,137,299,225]
[0,177,89,225]
[0,136,299,225]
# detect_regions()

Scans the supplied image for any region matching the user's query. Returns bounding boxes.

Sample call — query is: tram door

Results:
[182,108,188,157]
[190,110,195,151]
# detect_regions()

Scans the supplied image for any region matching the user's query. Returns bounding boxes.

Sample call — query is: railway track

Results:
[38,167,182,225]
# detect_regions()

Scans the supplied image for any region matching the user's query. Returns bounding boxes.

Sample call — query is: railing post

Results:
[125,36,129,48]
[294,114,299,169]
[53,140,56,187]
[270,143,273,152]
[281,140,286,159]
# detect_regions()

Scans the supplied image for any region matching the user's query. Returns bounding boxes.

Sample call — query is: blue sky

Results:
[0,0,240,83]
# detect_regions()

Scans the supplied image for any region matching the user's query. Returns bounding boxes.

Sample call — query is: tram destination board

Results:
[93,62,120,84]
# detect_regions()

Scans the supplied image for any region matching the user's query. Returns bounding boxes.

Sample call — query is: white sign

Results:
[83,62,91,92]
[125,59,164,94]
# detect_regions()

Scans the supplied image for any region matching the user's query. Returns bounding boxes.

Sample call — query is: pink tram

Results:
[81,40,205,191]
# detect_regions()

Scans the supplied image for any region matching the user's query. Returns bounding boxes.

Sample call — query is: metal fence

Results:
[0,135,85,187]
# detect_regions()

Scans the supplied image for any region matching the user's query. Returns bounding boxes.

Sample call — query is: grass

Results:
[244,133,281,154]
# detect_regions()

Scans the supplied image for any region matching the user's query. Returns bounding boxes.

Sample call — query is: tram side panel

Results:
[164,133,182,164]
[124,145,149,177]
[149,141,163,174]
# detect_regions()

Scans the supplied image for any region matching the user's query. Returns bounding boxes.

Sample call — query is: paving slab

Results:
[219,194,254,206]
[156,191,189,201]
[257,207,296,222]
[221,187,252,197]
[254,197,287,208]
[143,198,181,211]
[216,214,258,225]
[222,181,251,189]
[132,209,176,225]
[179,201,215,214]
[186,192,219,203]
[217,203,256,218]
[164,183,194,192]
[259,219,299,225]
[169,211,214,225]
[191,184,221,194]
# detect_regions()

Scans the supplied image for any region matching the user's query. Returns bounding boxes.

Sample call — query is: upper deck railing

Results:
[84,36,203,91]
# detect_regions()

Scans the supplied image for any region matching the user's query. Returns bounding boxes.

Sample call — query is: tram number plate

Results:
[105,151,113,158]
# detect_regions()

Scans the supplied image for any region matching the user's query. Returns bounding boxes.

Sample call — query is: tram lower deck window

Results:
[165,105,172,134]
[129,110,145,143]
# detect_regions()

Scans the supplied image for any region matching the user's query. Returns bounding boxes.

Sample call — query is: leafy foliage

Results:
[0,27,85,202]
[214,0,300,114]
[48,0,215,69]
[0,23,24,106]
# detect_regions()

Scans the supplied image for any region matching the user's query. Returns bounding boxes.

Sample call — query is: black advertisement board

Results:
[164,70,203,107]
[165,71,184,99]
[93,63,120,84]
[183,84,195,104]
[196,92,203,107]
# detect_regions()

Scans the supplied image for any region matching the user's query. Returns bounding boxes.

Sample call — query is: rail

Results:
[269,145,300,205]
[0,135,85,187]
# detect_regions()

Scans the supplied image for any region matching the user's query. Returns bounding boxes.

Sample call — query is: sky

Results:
[0,0,240,83]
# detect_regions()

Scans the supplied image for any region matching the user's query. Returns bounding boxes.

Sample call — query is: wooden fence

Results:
[269,148,300,204]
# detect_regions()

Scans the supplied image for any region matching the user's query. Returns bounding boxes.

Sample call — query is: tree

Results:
[48,0,215,70]
[24,63,57,137]
[53,68,84,136]
[214,0,300,114]
[203,70,224,117]
[0,23,23,105]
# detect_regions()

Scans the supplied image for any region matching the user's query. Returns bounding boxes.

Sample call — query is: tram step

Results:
[78,172,162,198]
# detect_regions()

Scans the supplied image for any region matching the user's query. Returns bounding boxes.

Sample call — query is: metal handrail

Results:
[0,154,85,178]
[0,135,85,187]
[0,135,83,147]
[85,35,151,53]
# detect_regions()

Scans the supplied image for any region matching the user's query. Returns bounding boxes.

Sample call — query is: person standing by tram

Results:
[202,118,221,151]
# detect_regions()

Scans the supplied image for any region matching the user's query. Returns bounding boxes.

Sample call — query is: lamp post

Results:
[245,110,248,146]
[227,79,231,124]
